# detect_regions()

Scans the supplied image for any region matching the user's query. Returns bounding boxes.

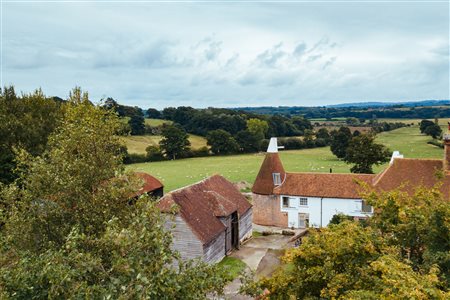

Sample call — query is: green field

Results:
[128,123,445,192]
[122,134,207,154]
[145,118,172,126]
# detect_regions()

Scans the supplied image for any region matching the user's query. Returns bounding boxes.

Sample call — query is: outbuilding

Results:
[157,175,253,263]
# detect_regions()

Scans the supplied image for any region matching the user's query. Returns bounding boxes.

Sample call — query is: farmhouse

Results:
[157,175,253,263]
[253,135,450,228]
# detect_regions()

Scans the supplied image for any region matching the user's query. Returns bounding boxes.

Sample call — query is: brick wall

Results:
[252,193,288,227]
[445,140,450,172]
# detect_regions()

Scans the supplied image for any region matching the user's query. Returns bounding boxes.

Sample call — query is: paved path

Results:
[221,234,293,299]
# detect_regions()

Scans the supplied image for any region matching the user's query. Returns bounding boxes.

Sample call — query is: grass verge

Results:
[218,257,247,281]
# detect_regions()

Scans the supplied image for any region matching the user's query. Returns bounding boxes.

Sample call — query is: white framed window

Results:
[273,173,281,185]
[299,197,308,206]
[282,196,289,208]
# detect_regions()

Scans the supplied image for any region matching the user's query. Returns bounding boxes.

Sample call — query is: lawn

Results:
[218,257,247,281]
[128,124,445,192]
[121,134,207,154]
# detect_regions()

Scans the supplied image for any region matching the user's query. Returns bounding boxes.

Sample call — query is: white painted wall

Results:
[279,195,372,228]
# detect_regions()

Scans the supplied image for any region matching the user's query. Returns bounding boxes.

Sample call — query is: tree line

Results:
[237,105,450,119]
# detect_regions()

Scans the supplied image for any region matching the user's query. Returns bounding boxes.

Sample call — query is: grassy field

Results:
[128,122,445,192]
[121,134,207,154]
[144,118,172,126]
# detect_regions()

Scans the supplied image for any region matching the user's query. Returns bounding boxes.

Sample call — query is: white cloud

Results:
[3,2,449,108]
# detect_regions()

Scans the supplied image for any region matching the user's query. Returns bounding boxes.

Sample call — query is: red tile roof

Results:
[372,158,450,197]
[252,153,286,195]
[134,172,163,197]
[157,175,252,244]
[273,173,375,199]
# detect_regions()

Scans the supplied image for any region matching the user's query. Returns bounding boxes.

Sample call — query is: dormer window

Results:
[273,173,281,185]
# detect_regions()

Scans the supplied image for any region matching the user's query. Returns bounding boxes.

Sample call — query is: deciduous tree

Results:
[344,133,391,174]
[206,129,239,155]
[159,124,191,160]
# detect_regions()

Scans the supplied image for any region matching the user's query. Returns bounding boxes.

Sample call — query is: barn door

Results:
[231,212,239,250]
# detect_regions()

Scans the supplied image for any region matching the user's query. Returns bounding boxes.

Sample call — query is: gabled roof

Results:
[373,158,450,197]
[133,172,163,197]
[274,173,375,199]
[157,175,252,244]
[252,153,286,195]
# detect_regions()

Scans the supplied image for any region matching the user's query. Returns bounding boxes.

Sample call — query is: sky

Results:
[2,0,449,109]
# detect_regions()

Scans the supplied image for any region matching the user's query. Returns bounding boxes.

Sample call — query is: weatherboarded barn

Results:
[157,175,252,263]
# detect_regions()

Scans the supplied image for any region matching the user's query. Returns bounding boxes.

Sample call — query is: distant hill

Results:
[232,100,450,119]
[326,100,450,108]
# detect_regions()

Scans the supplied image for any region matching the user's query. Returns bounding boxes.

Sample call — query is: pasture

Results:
[121,134,207,154]
[128,121,445,192]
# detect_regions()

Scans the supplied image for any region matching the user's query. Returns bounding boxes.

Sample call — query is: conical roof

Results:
[252,152,286,195]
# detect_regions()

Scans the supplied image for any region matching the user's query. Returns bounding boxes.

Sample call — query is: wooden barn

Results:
[157,175,253,263]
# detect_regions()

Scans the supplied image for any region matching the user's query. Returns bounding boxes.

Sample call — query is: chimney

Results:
[444,122,450,172]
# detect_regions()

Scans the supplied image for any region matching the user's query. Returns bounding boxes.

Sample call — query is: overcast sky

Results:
[2,0,449,109]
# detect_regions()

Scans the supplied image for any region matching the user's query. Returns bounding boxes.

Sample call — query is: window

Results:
[299,197,308,206]
[282,196,289,208]
[273,173,281,185]
[361,201,372,213]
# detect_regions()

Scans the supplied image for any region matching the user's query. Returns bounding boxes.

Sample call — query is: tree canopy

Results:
[159,124,191,160]
[0,88,227,298]
[344,133,391,174]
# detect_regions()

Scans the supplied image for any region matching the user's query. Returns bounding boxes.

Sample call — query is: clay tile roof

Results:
[274,172,375,199]
[157,175,252,244]
[373,158,450,197]
[252,153,286,195]
[134,172,163,197]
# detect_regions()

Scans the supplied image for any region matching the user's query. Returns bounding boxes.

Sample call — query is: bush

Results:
[427,140,444,149]
[191,146,210,157]
[123,153,148,164]
[145,145,165,162]
[314,138,327,147]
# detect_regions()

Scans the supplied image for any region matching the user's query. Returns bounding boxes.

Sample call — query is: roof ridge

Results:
[164,174,222,196]
[286,171,375,176]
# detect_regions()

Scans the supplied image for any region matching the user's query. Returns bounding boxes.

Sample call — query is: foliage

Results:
[128,114,146,135]
[247,118,269,140]
[329,213,354,225]
[206,129,239,155]
[344,133,391,174]
[159,124,191,160]
[330,126,352,159]
[145,145,165,161]
[0,86,63,184]
[146,108,161,119]
[424,124,443,139]
[420,119,436,133]
[0,88,227,298]
[316,128,331,142]
[363,187,450,286]
[242,187,450,299]
[236,130,262,153]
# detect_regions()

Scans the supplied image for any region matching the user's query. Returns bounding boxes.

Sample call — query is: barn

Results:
[133,172,164,198]
[157,175,253,263]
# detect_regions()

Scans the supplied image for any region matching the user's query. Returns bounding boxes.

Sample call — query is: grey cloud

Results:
[323,57,337,70]
[293,42,307,56]
[256,43,286,68]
